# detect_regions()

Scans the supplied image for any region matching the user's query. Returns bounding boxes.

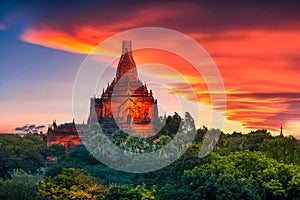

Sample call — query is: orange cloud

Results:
[21,27,99,54]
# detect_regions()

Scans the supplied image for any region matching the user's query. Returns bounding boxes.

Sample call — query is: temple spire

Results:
[116,40,138,82]
[279,124,284,138]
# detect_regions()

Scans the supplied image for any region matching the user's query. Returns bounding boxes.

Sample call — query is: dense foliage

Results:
[0,133,47,178]
[0,114,299,199]
[0,170,42,200]
[183,151,299,199]
[39,168,107,200]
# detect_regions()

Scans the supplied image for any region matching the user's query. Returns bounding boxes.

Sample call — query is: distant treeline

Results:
[0,113,299,199]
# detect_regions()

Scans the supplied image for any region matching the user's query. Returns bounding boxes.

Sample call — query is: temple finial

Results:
[122,40,132,55]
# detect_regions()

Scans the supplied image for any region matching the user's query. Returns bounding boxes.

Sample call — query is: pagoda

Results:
[88,41,158,136]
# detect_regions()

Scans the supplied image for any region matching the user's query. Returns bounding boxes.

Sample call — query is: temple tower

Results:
[88,41,159,136]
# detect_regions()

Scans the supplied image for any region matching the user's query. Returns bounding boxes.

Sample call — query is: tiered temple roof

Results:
[88,41,158,135]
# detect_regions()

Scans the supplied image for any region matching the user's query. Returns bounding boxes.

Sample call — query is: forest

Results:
[0,113,299,200]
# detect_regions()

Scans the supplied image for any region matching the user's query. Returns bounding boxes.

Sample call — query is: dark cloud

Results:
[3,0,300,35]
[168,83,300,131]
[28,124,35,129]
[267,99,300,123]
[37,125,45,129]
[226,92,300,130]
[192,1,300,32]
[18,1,300,32]
[230,93,300,99]
[14,124,46,133]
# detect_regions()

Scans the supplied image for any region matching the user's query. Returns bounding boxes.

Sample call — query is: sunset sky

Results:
[0,1,299,138]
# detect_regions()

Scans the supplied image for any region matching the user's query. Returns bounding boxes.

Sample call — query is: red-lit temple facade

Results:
[88,41,158,135]
[45,120,82,149]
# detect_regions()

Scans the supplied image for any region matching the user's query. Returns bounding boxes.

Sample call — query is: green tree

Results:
[0,170,42,200]
[39,168,107,200]
[243,130,272,151]
[0,134,46,178]
[184,151,300,199]
[259,136,299,165]
[84,164,135,185]
[63,145,99,167]
[111,130,129,146]
[193,126,208,144]
[164,112,182,137]
[104,184,156,200]
[45,144,99,177]
[48,143,66,158]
